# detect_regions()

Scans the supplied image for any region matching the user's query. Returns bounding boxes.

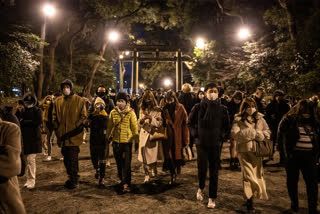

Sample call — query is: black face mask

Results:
[97,92,106,98]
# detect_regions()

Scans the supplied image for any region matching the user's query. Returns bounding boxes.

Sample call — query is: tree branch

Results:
[215,0,244,24]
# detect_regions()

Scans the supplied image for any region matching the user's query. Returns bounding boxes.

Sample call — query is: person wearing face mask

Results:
[138,90,164,183]
[88,97,108,188]
[89,86,114,115]
[227,91,244,169]
[39,95,55,161]
[231,97,270,212]
[105,92,139,193]
[265,90,290,164]
[162,90,189,185]
[278,100,319,214]
[195,83,230,209]
[20,92,43,190]
[52,79,87,189]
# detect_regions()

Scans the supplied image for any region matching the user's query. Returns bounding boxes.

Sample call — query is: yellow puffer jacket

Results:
[106,106,139,143]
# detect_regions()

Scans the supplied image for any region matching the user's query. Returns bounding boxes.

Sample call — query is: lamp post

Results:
[196,37,205,49]
[37,4,55,99]
[237,27,251,40]
[164,79,172,88]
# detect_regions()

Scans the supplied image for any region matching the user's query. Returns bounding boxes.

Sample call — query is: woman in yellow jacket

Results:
[106,92,139,193]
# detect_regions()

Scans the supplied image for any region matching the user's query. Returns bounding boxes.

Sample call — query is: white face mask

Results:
[63,88,71,96]
[246,107,256,116]
[117,101,126,110]
[207,92,218,101]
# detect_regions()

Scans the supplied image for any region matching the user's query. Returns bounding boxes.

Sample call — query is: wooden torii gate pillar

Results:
[119,45,189,94]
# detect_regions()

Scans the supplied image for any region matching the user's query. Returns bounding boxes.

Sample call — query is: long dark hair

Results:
[164,90,179,104]
[284,99,318,122]
[140,90,158,111]
[239,97,258,121]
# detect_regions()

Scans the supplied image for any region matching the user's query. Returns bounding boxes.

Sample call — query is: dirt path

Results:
[19,141,318,214]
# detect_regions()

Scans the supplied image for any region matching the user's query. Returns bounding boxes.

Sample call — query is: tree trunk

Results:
[83,42,108,97]
[119,61,126,92]
[278,0,297,41]
[42,33,63,96]
[36,21,46,99]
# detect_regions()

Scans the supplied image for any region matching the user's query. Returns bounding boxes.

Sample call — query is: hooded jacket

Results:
[52,80,87,146]
[0,119,26,214]
[105,106,139,143]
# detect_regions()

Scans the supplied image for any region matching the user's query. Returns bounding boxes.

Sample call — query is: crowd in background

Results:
[0,79,319,214]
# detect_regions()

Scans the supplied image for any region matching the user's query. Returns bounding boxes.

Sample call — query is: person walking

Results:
[265,90,290,164]
[20,92,43,189]
[138,90,164,183]
[52,79,87,189]
[196,83,230,209]
[252,87,267,115]
[0,118,26,214]
[278,100,319,214]
[88,97,109,187]
[105,92,139,193]
[227,91,244,169]
[231,97,270,212]
[162,90,189,184]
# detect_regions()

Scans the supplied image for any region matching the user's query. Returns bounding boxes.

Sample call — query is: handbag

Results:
[149,127,167,141]
[255,139,273,158]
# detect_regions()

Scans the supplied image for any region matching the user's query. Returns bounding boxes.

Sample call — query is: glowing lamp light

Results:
[139,83,144,88]
[119,55,124,59]
[238,28,250,40]
[196,38,205,49]
[43,4,56,17]
[125,51,130,56]
[164,79,172,87]
[109,31,119,42]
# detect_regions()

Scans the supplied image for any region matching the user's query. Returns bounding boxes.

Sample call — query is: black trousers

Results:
[196,145,220,199]
[61,146,80,183]
[90,145,109,179]
[286,150,318,214]
[112,142,132,185]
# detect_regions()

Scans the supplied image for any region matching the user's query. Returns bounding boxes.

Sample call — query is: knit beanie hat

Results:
[94,97,105,107]
[116,92,128,103]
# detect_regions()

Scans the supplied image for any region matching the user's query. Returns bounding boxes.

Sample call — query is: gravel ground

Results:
[19,141,319,214]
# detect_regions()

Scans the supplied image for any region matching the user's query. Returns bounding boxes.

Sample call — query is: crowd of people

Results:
[0,79,319,214]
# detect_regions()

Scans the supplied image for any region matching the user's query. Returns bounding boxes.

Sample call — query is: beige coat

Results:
[138,108,164,164]
[52,94,87,146]
[0,119,26,214]
[231,113,270,200]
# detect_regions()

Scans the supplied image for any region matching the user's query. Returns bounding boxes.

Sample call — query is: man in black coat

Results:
[266,90,290,163]
[196,83,230,209]
[20,92,43,189]
[252,87,267,115]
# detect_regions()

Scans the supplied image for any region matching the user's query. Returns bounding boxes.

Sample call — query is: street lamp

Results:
[164,79,172,87]
[108,31,119,42]
[238,28,250,40]
[125,51,130,56]
[196,37,205,49]
[119,54,124,59]
[43,4,56,17]
[139,83,144,88]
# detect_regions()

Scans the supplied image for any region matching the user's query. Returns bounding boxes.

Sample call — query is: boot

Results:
[246,197,255,213]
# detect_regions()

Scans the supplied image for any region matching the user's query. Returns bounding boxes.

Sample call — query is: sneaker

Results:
[123,184,131,193]
[44,156,52,161]
[144,175,150,183]
[207,198,216,209]
[196,188,204,201]
[27,183,35,190]
[106,160,111,167]
[64,180,78,189]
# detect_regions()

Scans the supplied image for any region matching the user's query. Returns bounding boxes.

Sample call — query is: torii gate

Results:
[118,45,190,93]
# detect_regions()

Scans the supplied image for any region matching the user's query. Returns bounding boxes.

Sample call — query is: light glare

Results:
[43,4,55,17]
[238,28,250,40]
[196,38,205,49]
[164,79,172,87]
[109,31,119,42]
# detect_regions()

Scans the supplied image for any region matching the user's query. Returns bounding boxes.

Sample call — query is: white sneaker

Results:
[24,181,30,188]
[44,156,52,161]
[106,160,111,167]
[144,175,150,183]
[207,198,216,209]
[27,183,35,190]
[196,188,204,201]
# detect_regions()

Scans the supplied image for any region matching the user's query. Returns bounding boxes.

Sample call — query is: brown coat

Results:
[162,103,189,160]
[0,119,26,214]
